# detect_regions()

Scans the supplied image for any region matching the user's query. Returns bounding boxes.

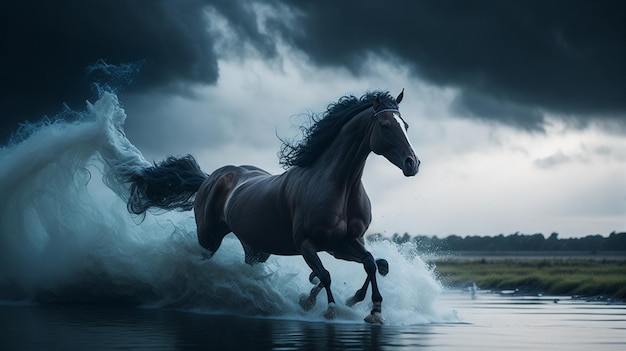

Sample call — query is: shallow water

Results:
[2,292,624,351]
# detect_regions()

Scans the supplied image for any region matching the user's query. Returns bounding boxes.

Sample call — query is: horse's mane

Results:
[278,91,398,169]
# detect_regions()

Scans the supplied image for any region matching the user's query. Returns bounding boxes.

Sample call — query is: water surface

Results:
[2,292,624,351]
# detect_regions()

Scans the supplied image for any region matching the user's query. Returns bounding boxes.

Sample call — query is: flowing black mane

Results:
[279,91,398,169]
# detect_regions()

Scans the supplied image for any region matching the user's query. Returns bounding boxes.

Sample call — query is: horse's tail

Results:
[127,155,208,214]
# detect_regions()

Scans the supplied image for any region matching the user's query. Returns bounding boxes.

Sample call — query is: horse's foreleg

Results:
[376,258,389,276]
[333,240,385,324]
[299,239,336,319]
[362,252,385,324]
[346,259,389,306]
[346,276,370,307]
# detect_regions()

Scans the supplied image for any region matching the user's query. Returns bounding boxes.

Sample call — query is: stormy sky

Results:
[1,0,624,237]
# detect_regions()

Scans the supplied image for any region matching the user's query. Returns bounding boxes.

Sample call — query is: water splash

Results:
[0,92,455,325]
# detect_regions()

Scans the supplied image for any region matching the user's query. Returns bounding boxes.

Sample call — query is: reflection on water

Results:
[1,292,625,351]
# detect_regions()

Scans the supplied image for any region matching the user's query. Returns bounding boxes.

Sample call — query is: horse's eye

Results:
[380,121,392,129]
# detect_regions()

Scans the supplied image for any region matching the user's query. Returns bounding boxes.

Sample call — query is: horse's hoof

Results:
[346,296,358,307]
[324,303,336,319]
[299,295,316,311]
[308,272,320,285]
[376,259,389,276]
[364,312,385,324]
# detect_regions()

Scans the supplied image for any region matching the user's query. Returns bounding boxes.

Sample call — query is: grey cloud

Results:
[534,152,572,169]
[592,144,626,162]
[534,141,626,170]
[593,145,612,157]
[451,90,545,132]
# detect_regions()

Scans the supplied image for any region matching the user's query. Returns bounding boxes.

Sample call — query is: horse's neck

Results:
[313,110,373,189]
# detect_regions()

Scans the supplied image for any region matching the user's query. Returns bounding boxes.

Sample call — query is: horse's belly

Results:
[226,199,296,255]
[237,231,299,255]
[232,224,298,255]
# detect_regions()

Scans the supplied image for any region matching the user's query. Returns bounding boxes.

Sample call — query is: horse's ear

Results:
[373,95,381,111]
[396,88,404,104]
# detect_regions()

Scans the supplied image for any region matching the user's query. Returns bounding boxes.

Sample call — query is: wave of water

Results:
[0,92,455,325]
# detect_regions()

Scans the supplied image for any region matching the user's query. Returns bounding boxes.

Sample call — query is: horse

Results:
[126,90,420,323]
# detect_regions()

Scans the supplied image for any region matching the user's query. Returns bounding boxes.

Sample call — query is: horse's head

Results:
[369,90,420,176]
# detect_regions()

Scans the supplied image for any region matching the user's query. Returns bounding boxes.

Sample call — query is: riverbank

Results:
[429,257,626,301]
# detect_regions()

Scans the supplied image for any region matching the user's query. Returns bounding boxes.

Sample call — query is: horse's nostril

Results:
[405,157,415,169]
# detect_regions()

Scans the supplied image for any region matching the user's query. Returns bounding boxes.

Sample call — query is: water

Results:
[444,293,625,351]
[1,292,624,350]
[1,91,624,350]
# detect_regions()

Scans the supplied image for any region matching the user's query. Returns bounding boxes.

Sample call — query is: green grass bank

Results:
[430,257,626,301]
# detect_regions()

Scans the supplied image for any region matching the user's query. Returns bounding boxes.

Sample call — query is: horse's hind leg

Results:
[194,172,234,257]
[299,272,323,311]
[197,221,230,258]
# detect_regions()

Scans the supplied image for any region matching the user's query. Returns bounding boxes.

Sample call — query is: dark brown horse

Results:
[126,90,419,323]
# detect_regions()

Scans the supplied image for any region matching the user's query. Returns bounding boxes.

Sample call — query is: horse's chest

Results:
[290,181,370,246]
[303,201,369,243]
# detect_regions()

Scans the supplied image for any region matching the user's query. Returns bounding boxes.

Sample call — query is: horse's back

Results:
[194,165,268,219]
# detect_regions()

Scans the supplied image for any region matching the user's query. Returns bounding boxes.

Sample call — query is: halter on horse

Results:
[126,90,419,323]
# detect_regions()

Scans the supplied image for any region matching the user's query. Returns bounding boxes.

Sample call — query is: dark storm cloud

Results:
[0,0,279,142]
[268,0,625,130]
[0,1,209,140]
[2,1,624,142]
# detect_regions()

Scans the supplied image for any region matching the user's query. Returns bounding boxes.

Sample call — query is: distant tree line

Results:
[366,231,626,252]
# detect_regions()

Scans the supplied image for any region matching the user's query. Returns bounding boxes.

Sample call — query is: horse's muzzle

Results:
[403,156,419,176]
